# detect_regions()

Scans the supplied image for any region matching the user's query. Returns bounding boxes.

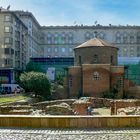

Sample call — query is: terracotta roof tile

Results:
[75,38,117,49]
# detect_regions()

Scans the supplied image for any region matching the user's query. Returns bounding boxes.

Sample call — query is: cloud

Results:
[1,0,140,26]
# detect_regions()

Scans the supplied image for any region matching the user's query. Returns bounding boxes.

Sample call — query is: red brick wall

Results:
[111,100,140,115]
[82,65,110,97]
[72,101,92,115]
[68,66,81,97]
[74,47,118,66]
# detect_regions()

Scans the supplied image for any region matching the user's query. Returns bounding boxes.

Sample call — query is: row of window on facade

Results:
[15,61,26,69]
[115,36,140,44]
[46,31,140,44]
[4,15,24,30]
[46,32,73,44]
[4,48,14,55]
[85,32,105,40]
[4,26,26,37]
[1,58,13,67]
[4,15,12,22]
[118,46,140,57]
[47,47,73,53]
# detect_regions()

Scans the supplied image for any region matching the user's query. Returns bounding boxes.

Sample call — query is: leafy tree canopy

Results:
[20,72,51,99]
[26,61,44,72]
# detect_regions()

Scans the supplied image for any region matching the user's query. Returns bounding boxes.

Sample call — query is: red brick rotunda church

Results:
[65,38,126,98]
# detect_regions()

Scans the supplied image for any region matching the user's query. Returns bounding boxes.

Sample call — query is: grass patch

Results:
[0,95,28,104]
[93,107,110,115]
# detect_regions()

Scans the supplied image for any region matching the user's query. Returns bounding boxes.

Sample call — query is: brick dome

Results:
[75,38,117,49]
[74,38,118,66]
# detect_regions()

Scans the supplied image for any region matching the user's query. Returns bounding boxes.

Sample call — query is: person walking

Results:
[87,106,93,115]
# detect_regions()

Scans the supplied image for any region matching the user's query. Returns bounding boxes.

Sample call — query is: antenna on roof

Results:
[7,5,10,10]
[94,20,98,25]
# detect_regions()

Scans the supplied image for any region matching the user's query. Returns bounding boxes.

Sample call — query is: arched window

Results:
[47,32,52,44]
[130,32,135,44]
[68,32,73,44]
[61,47,65,53]
[116,32,121,43]
[79,55,81,65]
[123,32,128,43]
[93,72,100,80]
[61,32,66,44]
[137,32,140,43]
[85,32,91,40]
[99,32,105,39]
[54,33,59,44]
[123,47,128,57]
[93,54,98,63]
[54,47,58,52]
[111,55,113,64]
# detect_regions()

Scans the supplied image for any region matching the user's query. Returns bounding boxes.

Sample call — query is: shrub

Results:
[20,71,51,99]
[102,90,117,99]
[26,61,44,72]
[55,74,64,85]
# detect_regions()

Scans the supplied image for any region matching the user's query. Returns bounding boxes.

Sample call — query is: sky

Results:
[0,0,140,26]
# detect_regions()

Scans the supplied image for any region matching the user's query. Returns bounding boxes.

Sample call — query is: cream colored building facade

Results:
[15,11,44,61]
[0,10,27,70]
[42,26,140,59]
[0,8,43,83]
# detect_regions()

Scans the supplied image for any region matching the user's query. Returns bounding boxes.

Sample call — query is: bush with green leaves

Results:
[26,61,43,72]
[102,90,118,99]
[55,74,64,85]
[20,72,51,99]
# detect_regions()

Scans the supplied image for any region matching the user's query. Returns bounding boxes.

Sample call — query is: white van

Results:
[1,84,24,93]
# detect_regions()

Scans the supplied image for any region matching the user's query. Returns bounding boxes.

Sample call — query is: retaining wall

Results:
[111,100,140,115]
[0,115,139,128]
[32,99,76,110]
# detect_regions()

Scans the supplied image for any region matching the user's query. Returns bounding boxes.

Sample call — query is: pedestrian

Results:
[87,106,93,115]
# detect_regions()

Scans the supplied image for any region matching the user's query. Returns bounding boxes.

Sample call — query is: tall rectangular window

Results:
[4,58,11,66]
[4,37,10,44]
[4,48,10,55]
[118,76,124,88]
[111,55,113,64]
[4,26,12,33]
[79,56,81,65]
[94,54,98,63]
[4,15,11,22]
[62,48,65,53]
[69,77,72,87]
[4,37,13,44]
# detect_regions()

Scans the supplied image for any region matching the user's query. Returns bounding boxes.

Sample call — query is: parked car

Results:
[0,86,11,94]
[0,86,4,94]
[1,84,25,93]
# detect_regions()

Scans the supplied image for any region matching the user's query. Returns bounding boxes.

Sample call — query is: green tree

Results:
[55,74,64,85]
[20,72,51,99]
[26,61,43,72]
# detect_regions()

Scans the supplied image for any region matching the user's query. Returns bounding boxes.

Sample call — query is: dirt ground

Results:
[92,107,110,115]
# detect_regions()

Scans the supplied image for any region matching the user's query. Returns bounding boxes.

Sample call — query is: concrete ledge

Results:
[0,115,139,128]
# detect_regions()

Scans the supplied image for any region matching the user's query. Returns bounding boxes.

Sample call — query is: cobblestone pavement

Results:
[0,128,139,140]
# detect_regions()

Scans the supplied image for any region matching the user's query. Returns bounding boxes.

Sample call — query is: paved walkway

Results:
[0,128,139,140]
